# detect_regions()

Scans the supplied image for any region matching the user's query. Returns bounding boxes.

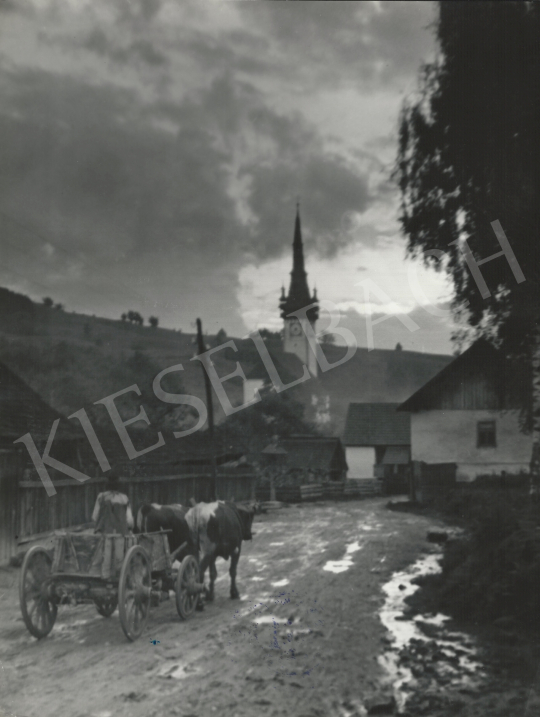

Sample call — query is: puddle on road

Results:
[378,551,486,713]
[157,662,200,680]
[323,539,363,573]
[249,615,293,626]
[323,560,352,574]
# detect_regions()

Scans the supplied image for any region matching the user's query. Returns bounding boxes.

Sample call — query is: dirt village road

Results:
[0,498,537,717]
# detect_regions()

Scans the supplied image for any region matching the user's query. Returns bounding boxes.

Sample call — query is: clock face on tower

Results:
[289,319,302,336]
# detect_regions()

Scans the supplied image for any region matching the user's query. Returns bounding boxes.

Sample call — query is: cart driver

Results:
[91,471,134,535]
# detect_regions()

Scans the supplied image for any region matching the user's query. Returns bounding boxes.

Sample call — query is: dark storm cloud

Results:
[155,73,373,260]
[115,0,163,26]
[0,64,250,326]
[0,1,439,335]
[245,153,371,259]
[37,2,434,93]
[0,0,35,15]
[0,51,371,330]
[239,1,436,90]
[82,28,168,67]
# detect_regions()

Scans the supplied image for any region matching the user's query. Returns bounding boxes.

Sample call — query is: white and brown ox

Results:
[185,501,257,601]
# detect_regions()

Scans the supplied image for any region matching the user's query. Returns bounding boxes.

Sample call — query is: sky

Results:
[0,0,457,354]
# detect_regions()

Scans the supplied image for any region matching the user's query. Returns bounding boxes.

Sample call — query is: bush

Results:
[427,487,540,626]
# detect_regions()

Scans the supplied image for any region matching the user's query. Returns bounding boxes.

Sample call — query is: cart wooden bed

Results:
[19,530,203,641]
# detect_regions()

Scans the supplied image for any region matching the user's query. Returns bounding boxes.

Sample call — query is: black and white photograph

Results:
[0,1,539,715]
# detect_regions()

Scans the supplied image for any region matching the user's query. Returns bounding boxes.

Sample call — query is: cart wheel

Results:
[118,545,151,641]
[19,546,57,639]
[176,554,200,620]
[95,596,118,618]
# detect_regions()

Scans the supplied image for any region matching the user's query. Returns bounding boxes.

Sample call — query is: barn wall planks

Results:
[3,472,256,561]
[0,451,24,563]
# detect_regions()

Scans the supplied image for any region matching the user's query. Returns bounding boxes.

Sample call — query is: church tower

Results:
[279,205,319,377]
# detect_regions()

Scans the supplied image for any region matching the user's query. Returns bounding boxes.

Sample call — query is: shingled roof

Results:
[397,339,528,413]
[279,435,347,472]
[0,360,78,442]
[342,403,410,446]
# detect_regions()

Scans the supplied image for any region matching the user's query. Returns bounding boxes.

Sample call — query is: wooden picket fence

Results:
[344,479,383,498]
[9,472,256,562]
[322,482,345,500]
[274,484,323,502]
[255,479,383,504]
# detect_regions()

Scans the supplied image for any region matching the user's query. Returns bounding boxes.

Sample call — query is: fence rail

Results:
[256,479,383,503]
[15,473,256,550]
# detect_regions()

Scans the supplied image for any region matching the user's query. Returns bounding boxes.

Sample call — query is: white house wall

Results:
[411,409,531,481]
[345,446,376,479]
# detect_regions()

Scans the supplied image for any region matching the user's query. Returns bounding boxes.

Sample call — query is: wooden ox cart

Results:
[19,530,203,641]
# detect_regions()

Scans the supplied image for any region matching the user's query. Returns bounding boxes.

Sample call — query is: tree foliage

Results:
[215,328,227,345]
[258,328,281,341]
[320,333,335,345]
[216,390,318,456]
[149,316,159,328]
[396,1,540,358]
[126,310,144,325]
[104,349,188,432]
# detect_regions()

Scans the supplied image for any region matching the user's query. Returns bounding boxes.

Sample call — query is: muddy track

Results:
[0,499,529,717]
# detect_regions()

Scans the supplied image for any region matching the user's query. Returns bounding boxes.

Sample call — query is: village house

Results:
[398,339,531,482]
[342,403,411,487]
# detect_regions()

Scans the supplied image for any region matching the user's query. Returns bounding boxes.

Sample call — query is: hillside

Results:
[0,290,452,440]
[315,343,452,434]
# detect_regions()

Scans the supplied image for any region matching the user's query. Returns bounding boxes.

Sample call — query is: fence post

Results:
[411,461,422,503]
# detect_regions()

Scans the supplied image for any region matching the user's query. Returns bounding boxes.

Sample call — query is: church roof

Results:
[279,206,319,322]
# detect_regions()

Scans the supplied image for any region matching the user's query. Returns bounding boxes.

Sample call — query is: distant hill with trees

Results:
[0,288,451,439]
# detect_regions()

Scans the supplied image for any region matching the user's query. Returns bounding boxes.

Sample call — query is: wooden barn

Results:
[0,360,81,563]
[258,435,347,502]
[279,435,348,483]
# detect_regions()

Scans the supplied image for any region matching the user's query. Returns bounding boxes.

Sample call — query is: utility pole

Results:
[196,318,218,501]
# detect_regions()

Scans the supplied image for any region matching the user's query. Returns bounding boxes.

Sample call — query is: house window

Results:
[477,420,496,448]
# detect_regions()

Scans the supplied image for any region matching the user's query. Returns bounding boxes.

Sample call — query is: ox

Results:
[135,503,194,563]
[185,501,257,601]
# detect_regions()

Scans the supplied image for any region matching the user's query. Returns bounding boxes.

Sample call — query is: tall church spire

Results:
[280,205,319,377]
[279,205,319,323]
[292,202,305,275]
